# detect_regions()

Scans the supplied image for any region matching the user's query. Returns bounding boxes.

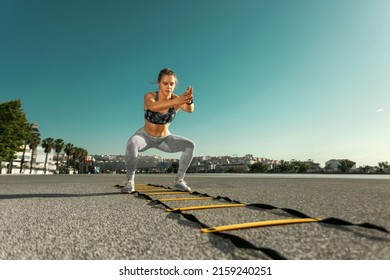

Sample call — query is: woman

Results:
[122,68,195,193]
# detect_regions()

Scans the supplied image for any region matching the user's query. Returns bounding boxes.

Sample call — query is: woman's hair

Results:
[157,68,178,83]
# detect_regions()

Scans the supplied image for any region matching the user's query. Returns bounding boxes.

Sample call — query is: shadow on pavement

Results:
[0,192,121,199]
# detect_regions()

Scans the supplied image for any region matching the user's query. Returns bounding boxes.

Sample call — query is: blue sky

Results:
[1,0,389,167]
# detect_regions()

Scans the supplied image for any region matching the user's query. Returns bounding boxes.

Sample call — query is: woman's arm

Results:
[144,93,176,111]
[179,100,194,113]
[144,88,193,112]
[179,86,194,113]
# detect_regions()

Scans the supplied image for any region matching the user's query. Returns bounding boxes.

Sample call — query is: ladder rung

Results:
[166,203,247,212]
[145,191,190,196]
[136,188,173,192]
[201,218,322,233]
[151,197,215,202]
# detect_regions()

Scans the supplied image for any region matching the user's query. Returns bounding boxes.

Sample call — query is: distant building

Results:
[5,145,56,174]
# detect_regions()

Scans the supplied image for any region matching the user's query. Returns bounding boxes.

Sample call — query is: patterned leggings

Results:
[125,128,195,182]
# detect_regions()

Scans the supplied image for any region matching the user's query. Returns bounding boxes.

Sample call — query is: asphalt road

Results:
[1,173,389,260]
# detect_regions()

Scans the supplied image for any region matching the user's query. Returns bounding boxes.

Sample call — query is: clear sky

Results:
[1,0,389,167]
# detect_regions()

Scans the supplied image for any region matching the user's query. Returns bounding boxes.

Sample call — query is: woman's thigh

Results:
[157,134,194,153]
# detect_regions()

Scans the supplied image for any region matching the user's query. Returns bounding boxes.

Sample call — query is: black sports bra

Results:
[144,92,176,124]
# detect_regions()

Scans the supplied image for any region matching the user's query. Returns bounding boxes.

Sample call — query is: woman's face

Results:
[158,75,176,96]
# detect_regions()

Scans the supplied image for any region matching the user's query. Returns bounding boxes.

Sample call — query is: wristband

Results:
[186,100,193,105]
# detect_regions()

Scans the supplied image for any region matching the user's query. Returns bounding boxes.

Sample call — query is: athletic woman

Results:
[122,68,195,193]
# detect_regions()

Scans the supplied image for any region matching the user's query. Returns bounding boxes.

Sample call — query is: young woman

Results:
[122,68,195,193]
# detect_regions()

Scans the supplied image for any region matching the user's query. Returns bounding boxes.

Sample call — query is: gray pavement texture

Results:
[0,173,389,260]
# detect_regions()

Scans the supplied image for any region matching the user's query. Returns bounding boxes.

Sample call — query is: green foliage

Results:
[64,143,74,170]
[0,100,90,174]
[278,160,291,173]
[276,160,322,173]
[42,138,55,174]
[54,139,65,170]
[0,100,30,161]
[19,123,40,173]
[249,162,269,173]
[337,159,356,173]
[359,165,373,174]
[64,143,74,158]
[42,138,55,153]
[72,147,88,173]
[54,139,65,154]
[289,161,309,173]
[377,161,389,173]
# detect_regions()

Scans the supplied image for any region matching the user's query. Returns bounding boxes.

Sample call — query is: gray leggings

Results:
[125,128,195,182]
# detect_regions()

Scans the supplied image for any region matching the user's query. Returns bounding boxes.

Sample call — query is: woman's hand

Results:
[178,86,194,113]
[175,86,193,105]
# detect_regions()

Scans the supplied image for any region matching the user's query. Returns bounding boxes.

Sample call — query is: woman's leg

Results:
[124,132,148,183]
[157,134,195,181]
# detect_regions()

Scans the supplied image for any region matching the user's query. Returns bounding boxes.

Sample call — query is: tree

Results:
[0,100,30,174]
[278,160,291,173]
[337,160,356,173]
[73,147,88,173]
[296,162,309,173]
[72,147,81,173]
[249,162,269,173]
[377,162,389,173]
[79,148,88,174]
[29,132,41,174]
[19,123,39,173]
[54,139,65,173]
[359,165,373,174]
[324,163,333,173]
[64,143,74,172]
[41,137,54,174]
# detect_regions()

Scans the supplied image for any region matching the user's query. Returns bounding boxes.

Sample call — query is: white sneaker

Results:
[173,179,191,192]
[121,181,135,194]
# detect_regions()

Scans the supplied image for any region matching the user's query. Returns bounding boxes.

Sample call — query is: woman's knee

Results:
[126,138,136,151]
[127,135,146,150]
[126,139,141,159]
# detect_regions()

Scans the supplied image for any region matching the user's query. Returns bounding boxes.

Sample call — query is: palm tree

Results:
[64,143,74,173]
[29,133,41,174]
[54,139,65,173]
[79,148,88,174]
[41,137,54,174]
[20,123,39,173]
[72,147,80,173]
[64,143,75,170]
[19,123,30,174]
[72,147,88,174]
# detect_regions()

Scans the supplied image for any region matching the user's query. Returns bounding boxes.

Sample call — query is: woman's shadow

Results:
[0,192,121,200]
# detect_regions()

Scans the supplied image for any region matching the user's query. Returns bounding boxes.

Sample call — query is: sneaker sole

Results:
[174,185,191,192]
[121,188,135,194]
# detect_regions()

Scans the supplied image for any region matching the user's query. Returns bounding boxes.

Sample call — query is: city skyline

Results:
[6,144,386,176]
[2,0,389,167]
[91,152,382,169]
